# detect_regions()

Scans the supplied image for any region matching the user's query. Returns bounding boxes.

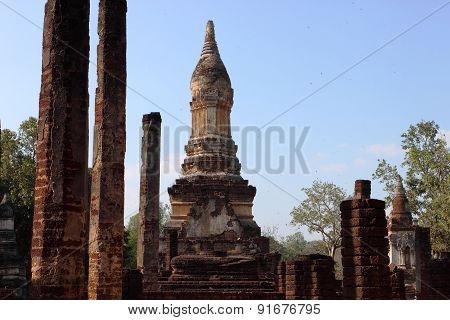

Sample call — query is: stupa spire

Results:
[389,174,413,228]
[190,20,231,97]
[201,20,218,57]
[394,175,406,197]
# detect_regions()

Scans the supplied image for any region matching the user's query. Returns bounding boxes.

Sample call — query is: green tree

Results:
[0,117,37,261]
[290,180,348,259]
[262,226,287,256]
[123,203,172,269]
[372,159,399,206]
[373,120,450,251]
[263,227,328,260]
[123,214,139,269]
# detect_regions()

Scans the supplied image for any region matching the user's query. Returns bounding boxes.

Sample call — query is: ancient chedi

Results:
[387,175,432,299]
[88,0,127,300]
[387,176,415,296]
[167,21,259,238]
[31,0,90,299]
[159,21,279,298]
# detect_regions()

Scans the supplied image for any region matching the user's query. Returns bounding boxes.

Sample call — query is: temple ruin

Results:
[149,20,280,299]
[0,0,449,301]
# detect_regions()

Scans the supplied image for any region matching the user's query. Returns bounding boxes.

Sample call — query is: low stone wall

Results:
[421,258,450,300]
[390,266,406,300]
[122,269,143,300]
[285,255,338,300]
[145,291,282,300]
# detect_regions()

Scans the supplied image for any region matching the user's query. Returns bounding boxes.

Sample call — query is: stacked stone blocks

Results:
[340,180,391,299]
[285,255,338,300]
[422,257,450,299]
[276,261,286,294]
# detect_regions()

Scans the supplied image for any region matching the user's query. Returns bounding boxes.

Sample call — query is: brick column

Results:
[31,0,90,299]
[340,180,391,299]
[137,113,162,292]
[88,0,127,300]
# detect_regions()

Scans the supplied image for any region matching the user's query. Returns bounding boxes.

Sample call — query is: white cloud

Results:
[354,158,366,167]
[320,163,348,174]
[366,143,402,157]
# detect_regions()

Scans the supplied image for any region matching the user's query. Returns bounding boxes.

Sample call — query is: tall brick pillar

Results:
[340,180,391,299]
[88,0,127,300]
[31,0,90,299]
[137,113,162,293]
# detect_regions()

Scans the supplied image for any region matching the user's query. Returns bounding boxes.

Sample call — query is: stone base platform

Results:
[167,176,259,237]
[145,290,282,300]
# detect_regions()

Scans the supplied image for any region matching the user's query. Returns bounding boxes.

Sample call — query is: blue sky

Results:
[1,1,449,239]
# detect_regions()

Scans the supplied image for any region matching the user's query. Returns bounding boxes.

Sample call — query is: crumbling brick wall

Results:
[276,261,286,295]
[390,265,406,300]
[420,257,450,300]
[122,269,143,300]
[0,288,15,300]
[285,255,338,300]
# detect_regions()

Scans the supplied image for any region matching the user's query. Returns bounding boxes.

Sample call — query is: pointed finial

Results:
[205,20,215,42]
[395,175,406,196]
[201,20,219,57]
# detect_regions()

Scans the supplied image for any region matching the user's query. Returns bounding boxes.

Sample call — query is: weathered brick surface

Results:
[88,0,127,300]
[122,269,143,300]
[276,261,286,294]
[137,113,162,293]
[342,265,390,277]
[419,257,450,300]
[145,291,282,300]
[341,236,389,249]
[390,266,406,300]
[415,227,432,299]
[285,255,338,300]
[31,0,90,299]
[340,180,391,300]
[0,288,15,300]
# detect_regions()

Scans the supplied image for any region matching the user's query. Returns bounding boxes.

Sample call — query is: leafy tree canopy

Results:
[123,203,172,269]
[290,180,348,259]
[373,120,450,251]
